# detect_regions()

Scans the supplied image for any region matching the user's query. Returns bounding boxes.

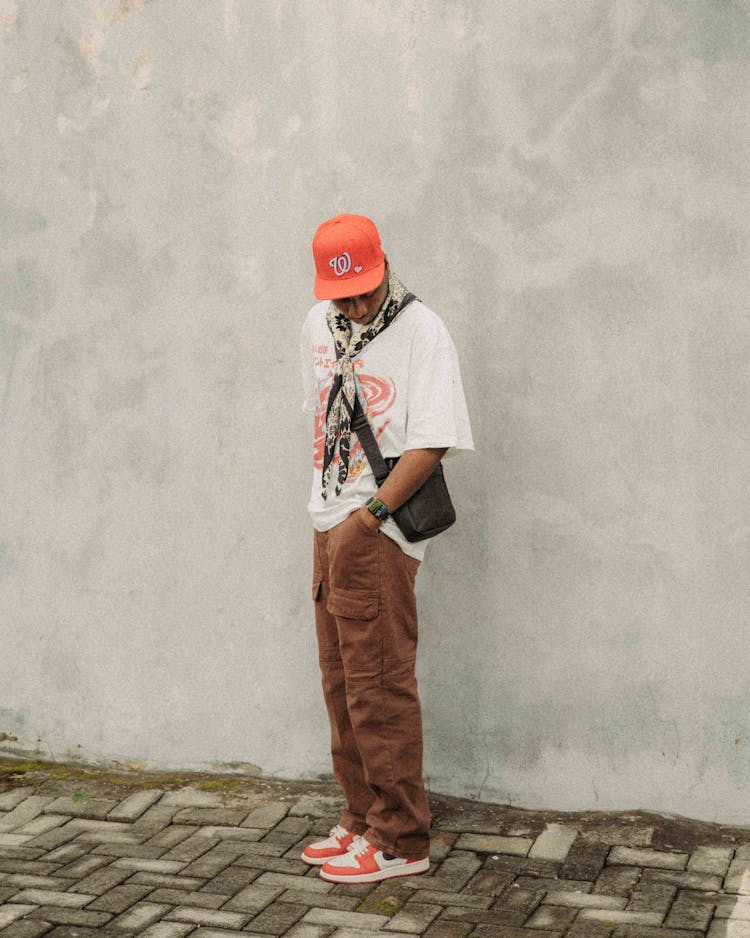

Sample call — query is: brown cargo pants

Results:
[312,509,431,860]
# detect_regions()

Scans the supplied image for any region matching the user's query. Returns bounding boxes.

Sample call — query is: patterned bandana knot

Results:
[321,273,415,499]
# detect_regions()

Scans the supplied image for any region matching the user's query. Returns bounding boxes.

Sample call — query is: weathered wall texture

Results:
[2,0,750,823]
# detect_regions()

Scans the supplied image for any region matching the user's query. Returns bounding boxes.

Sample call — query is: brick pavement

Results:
[2,770,750,937]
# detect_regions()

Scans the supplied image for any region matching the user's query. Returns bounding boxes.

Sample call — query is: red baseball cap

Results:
[312,214,386,300]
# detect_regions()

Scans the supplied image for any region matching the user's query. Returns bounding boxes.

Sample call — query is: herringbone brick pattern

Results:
[1,777,750,937]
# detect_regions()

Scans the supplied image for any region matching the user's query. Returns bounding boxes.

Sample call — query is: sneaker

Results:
[320,835,429,884]
[301,824,356,866]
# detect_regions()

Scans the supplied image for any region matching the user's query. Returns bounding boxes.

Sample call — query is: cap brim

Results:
[314,262,385,301]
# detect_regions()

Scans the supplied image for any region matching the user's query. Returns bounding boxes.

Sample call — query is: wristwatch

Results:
[365,496,390,522]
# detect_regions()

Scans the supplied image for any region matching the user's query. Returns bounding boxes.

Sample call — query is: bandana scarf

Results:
[321,273,415,499]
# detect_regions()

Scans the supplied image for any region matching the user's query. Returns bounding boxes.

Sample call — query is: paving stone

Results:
[0,799,57,832]
[173,807,249,826]
[665,892,716,930]
[0,859,62,876]
[0,789,36,810]
[90,843,166,859]
[715,895,750,919]
[326,930,415,938]
[422,924,473,938]
[139,925,194,938]
[87,883,155,913]
[195,825,264,841]
[42,798,117,820]
[75,829,145,845]
[180,844,245,877]
[609,846,688,870]
[244,899,309,935]
[735,847,750,861]
[191,931,270,938]
[130,871,208,889]
[614,927,703,938]
[626,881,677,913]
[482,853,561,879]
[133,804,181,834]
[560,837,610,881]
[428,851,482,890]
[285,925,338,938]
[223,882,285,913]
[0,834,34,846]
[578,909,664,925]
[242,803,290,829]
[233,852,308,876]
[472,926,562,938]
[161,790,224,808]
[640,868,723,891]
[709,921,750,938]
[0,919,54,937]
[384,901,441,933]
[200,864,259,893]
[55,855,111,879]
[429,831,457,862]
[416,889,492,909]
[67,864,132,895]
[567,921,622,938]
[463,868,515,896]
[24,827,81,851]
[280,889,358,910]
[2,874,70,890]
[492,884,546,916]
[530,824,579,861]
[144,825,199,849]
[25,908,114,927]
[514,876,592,894]
[256,871,332,893]
[17,817,72,837]
[542,891,627,910]
[688,846,734,876]
[43,843,91,864]
[594,864,642,896]
[454,833,532,855]
[301,907,389,929]
[111,857,187,873]
[107,789,164,822]
[527,904,579,928]
[147,887,227,908]
[0,846,46,860]
[441,907,527,926]
[582,826,654,847]
[0,906,38,929]
[725,859,750,894]
[164,906,249,929]
[108,901,172,931]
[10,889,96,908]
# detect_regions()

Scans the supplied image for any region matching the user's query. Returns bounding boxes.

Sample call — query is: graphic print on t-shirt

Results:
[313,370,396,480]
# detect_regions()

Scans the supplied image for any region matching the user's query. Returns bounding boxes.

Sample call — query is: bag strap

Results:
[351,395,390,485]
[348,291,416,485]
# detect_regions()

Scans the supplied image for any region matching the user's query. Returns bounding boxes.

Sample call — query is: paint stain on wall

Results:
[131,54,151,90]
[0,0,17,30]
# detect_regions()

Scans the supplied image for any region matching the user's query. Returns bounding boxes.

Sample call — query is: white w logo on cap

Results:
[329,252,352,277]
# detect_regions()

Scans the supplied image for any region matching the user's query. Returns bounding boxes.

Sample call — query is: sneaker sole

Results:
[319,856,430,884]
[301,852,338,866]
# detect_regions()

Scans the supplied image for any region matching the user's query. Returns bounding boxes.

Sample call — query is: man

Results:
[299,214,473,884]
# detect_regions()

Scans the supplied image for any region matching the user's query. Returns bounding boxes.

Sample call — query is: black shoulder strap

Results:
[350,292,416,484]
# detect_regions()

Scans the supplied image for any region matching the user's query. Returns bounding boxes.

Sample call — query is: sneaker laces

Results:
[329,824,348,841]
[349,834,372,858]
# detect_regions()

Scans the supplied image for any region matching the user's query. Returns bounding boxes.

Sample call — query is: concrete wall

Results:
[2,0,750,823]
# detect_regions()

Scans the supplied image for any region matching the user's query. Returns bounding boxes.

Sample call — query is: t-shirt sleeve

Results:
[300,317,317,415]
[404,315,474,454]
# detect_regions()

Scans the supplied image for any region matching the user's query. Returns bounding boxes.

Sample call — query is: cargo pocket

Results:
[312,577,322,602]
[327,586,379,620]
[327,587,382,676]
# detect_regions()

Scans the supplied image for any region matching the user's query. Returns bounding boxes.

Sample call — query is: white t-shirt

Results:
[300,298,474,561]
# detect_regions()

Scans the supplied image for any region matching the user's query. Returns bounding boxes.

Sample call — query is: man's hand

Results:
[357,505,382,531]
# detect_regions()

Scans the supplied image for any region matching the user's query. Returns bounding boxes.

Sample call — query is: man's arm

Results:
[358,447,448,529]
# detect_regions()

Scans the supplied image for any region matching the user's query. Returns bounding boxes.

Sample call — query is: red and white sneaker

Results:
[301,824,356,866]
[320,835,429,884]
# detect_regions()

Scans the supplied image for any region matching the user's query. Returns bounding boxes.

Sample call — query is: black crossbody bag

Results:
[350,393,456,543]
